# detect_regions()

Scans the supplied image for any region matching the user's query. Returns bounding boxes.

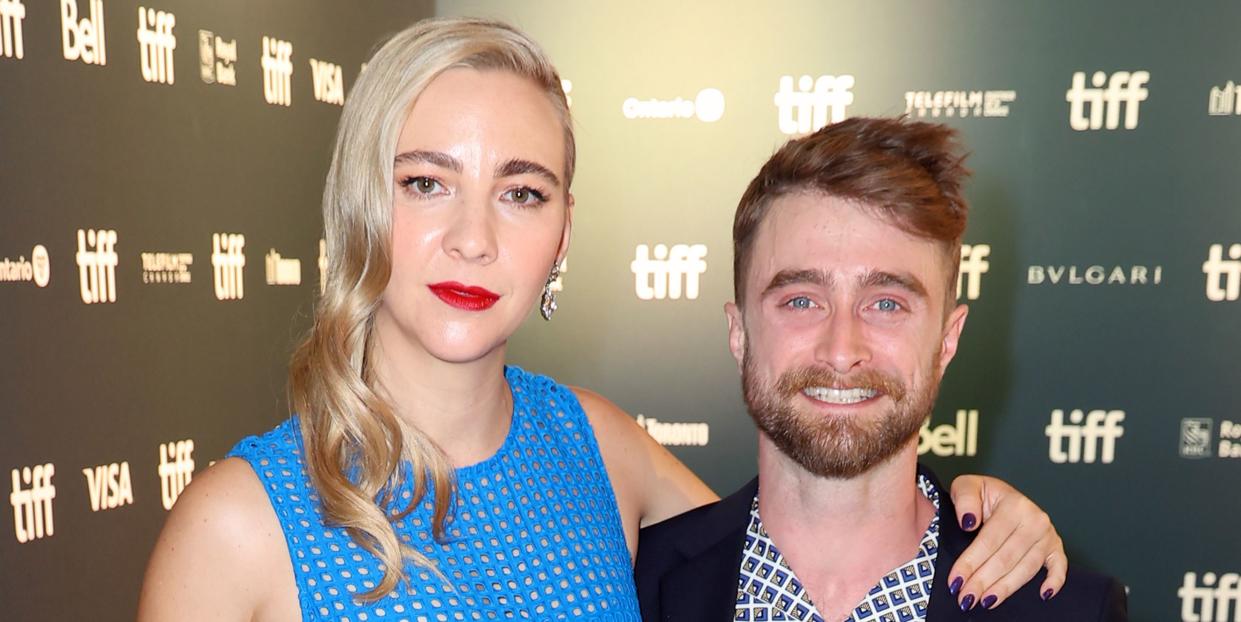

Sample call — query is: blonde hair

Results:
[287,17,574,601]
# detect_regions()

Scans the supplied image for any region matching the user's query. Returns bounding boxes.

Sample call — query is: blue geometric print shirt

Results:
[735,474,941,622]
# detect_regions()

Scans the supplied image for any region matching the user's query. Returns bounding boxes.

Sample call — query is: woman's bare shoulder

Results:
[137,457,297,621]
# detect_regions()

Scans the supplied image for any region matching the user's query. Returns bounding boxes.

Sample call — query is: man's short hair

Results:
[732,116,971,304]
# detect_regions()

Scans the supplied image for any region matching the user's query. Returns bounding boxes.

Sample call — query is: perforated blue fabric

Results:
[227,366,640,621]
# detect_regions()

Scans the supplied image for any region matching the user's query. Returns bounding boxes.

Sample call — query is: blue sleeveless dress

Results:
[227,366,640,621]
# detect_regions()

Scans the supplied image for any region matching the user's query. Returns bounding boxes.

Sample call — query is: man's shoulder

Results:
[995,566,1128,620]
[634,477,759,621]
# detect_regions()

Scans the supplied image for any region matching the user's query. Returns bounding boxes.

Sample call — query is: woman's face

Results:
[378,67,571,364]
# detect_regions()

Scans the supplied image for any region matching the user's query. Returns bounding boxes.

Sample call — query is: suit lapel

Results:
[658,478,757,621]
[921,464,969,621]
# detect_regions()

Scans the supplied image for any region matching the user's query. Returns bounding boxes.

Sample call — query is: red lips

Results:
[427,282,500,311]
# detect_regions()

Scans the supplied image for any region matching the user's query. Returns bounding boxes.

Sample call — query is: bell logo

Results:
[309,58,343,105]
[918,409,978,457]
[9,463,55,543]
[1179,572,1241,622]
[957,244,989,301]
[136,6,175,85]
[1203,243,1241,302]
[82,461,133,512]
[211,232,245,301]
[631,243,707,300]
[76,228,118,304]
[1045,409,1125,464]
[157,440,194,510]
[261,36,293,106]
[1065,70,1149,131]
[60,0,106,66]
[0,0,25,60]
[774,74,854,135]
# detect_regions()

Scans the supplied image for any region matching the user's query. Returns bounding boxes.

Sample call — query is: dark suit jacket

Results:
[635,464,1127,621]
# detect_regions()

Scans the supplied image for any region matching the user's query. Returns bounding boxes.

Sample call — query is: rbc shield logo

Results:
[1180,418,1213,459]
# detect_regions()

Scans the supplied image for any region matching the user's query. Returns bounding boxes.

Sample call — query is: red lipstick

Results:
[427,282,500,311]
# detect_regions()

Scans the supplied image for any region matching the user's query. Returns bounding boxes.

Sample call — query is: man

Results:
[634,118,1127,621]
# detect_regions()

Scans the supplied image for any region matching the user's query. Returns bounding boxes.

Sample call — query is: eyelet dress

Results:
[227,366,640,621]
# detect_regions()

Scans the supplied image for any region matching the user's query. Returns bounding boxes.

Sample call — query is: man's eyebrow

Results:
[762,269,833,296]
[393,150,462,172]
[859,269,929,298]
[496,158,561,188]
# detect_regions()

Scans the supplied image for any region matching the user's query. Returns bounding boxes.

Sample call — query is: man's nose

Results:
[813,308,871,374]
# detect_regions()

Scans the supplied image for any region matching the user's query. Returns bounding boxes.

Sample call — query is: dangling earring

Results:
[540,263,560,321]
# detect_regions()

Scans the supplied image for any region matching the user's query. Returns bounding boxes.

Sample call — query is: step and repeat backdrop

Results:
[1,0,1238,620]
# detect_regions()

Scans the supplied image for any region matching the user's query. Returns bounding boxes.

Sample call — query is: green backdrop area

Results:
[1,1,1237,619]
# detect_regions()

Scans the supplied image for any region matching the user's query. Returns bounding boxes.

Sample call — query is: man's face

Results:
[725,192,968,478]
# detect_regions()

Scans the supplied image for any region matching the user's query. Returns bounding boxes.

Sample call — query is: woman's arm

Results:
[136,458,294,622]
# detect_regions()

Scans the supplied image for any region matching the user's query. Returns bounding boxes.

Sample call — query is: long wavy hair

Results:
[287,17,575,601]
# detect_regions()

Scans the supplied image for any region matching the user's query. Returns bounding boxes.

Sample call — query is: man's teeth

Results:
[802,386,878,405]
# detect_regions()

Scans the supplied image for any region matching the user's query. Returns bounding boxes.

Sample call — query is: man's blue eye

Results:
[787,296,814,309]
[875,298,900,312]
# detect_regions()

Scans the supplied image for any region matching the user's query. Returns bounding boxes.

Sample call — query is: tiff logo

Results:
[309,58,343,105]
[1203,243,1241,302]
[0,0,25,59]
[265,248,301,285]
[918,409,978,457]
[1046,409,1125,464]
[137,6,174,85]
[10,463,55,543]
[775,74,854,135]
[61,0,106,65]
[631,243,707,300]
[76,228,118,304]
[1179,572,1240,622]
[261,36,292,106]
[957,243,990,301]
[212,233,245,300]
[82,461,133,512]
[198,29,236,86]
[158,439,194,510]
[1210,81,1241,117]
[1066,70,1149,131]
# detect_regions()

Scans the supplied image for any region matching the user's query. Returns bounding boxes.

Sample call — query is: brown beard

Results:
[741,347,939,479]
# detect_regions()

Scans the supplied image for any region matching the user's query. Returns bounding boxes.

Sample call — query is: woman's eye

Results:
[504,187,547,206]
[785,296,816,310]
[401,176,443,196]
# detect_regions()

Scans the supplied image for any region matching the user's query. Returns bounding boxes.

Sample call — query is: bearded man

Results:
[634,117,1127,621]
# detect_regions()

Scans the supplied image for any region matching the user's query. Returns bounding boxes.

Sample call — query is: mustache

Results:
[775,366,907,403]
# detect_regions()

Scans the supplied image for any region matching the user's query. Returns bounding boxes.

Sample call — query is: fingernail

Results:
[960,594,976,611]
[1042,588,1055,601]
[949,576,963,595]
[981,594,997,609]
[961,513,977,530]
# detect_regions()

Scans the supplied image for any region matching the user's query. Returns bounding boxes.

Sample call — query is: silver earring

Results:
[540,264,560,320]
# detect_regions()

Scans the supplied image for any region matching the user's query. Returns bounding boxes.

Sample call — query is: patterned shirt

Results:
[735,475,941,622]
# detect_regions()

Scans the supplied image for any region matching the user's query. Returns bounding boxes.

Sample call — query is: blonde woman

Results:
[138,18,1067,621]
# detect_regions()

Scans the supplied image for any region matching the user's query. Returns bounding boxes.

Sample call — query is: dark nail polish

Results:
[1042,588,1055,601]
[961,513,977,530]
[960,594,976,611]
[949,576,963,595]
[981,594,997,609]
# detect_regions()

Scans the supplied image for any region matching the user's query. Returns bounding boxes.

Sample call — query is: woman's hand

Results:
[946,474,1065,611]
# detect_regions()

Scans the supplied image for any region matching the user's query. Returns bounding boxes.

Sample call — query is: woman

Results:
[138,17,1065,621]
